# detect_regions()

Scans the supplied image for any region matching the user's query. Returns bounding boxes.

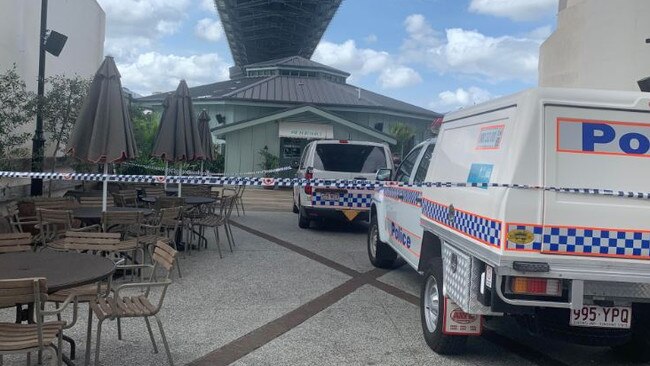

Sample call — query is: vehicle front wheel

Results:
[367,213,397,268]
[420,258,467,355]
[292,203,299,213]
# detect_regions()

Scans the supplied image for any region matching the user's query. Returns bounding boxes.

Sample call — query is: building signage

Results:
[279,122,333,139]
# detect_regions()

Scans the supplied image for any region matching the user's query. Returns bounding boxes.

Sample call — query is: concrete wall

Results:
[539,0,650,91]
[0,0,105,153]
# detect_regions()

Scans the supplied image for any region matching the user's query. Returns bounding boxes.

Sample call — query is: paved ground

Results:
[0,207,646,365]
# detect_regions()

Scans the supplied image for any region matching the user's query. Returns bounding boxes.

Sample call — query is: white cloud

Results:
[199,0,216,11]
[313,40,422,89]
[400,14,549,83]
[430,87,496,112]
[195,18,224,42]
[379,66,422,89]
[469,0,557,21]
[118,52,231,96]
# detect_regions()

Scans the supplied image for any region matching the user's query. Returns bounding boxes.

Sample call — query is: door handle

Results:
[415,197,422,203]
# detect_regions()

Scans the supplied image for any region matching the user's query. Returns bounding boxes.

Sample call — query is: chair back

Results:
[63,231,122,253]
[158,207,182,229]
[37,208,74,229]
[0,278,47,308]
[6,201,23,233]
[0,232,32,253]
[101,211,142,238]
[152,241,178,277]
[145,187,166,198]
[155,197,185,210]
[113,190,139,207]
[182,185,210,197]
[79,196,114,208]
[34,197,78,210]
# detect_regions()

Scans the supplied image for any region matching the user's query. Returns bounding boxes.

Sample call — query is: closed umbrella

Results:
[197,109,214,175]
[67,56,138,211]
[151,80,205,196]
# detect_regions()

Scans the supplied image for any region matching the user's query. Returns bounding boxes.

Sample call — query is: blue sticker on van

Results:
[467,163,493,189]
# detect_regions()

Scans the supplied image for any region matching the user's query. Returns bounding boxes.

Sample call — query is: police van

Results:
[369,87,650,358]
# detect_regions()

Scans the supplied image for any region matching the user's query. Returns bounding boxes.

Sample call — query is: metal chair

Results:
[233,185,246,216]
[36,208,100,250]
[0,233,32,253]
[0,278,78,366]
[86,241,178,366]
[4,201,39,234]
[189,196,237,258]
[112,190,139,208]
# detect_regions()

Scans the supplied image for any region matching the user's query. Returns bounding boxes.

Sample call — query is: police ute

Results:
[368,87,650,359]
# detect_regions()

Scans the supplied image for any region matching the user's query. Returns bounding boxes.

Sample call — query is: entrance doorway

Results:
[279,138,309,177]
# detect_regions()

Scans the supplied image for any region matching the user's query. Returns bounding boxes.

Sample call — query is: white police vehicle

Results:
[369,88,650,359]
[293,140,393,228]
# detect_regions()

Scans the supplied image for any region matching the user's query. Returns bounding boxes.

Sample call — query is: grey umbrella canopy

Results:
[197,110,215,161]
[66,56,137,211]
[67,56,138,163]
[151,80,205,162]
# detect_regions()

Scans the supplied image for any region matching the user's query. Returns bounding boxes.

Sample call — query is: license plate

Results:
[570,305,631,329]
[321,193,340,201]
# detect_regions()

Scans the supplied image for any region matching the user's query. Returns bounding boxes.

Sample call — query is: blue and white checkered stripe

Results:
[422,199,501,247]
[383,187,422,206]
[312,192,373,209]
[507,224,650,258]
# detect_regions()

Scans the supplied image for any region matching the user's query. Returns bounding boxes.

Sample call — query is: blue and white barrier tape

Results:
[1,170,649,200]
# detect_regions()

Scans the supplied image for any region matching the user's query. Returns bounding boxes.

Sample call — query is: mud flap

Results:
[443,297,482,336]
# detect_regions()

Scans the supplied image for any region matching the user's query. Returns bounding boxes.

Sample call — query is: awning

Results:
[278,122,333,139]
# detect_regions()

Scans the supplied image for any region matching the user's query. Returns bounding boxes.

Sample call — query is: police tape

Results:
[1,170,649,200]
[119,162,293,176]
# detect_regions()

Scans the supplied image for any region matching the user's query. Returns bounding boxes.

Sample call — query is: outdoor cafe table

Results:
[0,251,115,365]
[72,206,154,225]
[140,195,216,206]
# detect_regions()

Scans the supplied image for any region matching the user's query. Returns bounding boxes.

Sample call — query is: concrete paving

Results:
[1,210,647,365]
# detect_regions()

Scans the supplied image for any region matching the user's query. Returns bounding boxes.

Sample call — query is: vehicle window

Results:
[394,146,423,183]
[313,144,388,173]
[414,143,435,183]
[299,145,310,169]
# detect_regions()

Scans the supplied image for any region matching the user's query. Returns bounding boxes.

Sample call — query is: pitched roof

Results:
[245,56,350,77]
[137,75,439,119]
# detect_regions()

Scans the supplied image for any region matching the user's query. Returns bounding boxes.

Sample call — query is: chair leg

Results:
[0,354,3,366]
[117,318,122,340]
[226,223,236,247]
[57,332,63,366]
[240,197,246,216]
[213,227,223,259]
[85,306,93,366]
[154,316,174,366]
[223,226,233,253]
[94,319,104,366]
[144,317,159,354]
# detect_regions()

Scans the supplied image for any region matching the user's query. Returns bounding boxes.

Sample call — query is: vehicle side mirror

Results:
[375,168,392,181]
[290,161,300,169]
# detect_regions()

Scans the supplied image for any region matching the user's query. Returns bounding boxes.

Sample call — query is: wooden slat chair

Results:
[144,188,166,198]
[79,196,114,208]
[233,185,246,216]
[0,233,32,254]
[0,278,78,366]
[154,208,184,278]
[4,201,39,235]
[86,241,178,366]
[181,185,211,197]
[36,208,100,250]
[112,190,139,208]
[189,196,237,258]
[33,197,79,210]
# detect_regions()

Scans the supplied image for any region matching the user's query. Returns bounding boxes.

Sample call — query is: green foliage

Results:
[42,74,91,170]
[130,105,159,157]
[389,122,414,157]
[258,146,279,175]
[0,64,36,169]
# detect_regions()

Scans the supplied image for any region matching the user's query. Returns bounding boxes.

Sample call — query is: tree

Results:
[390,123,414,157]
[0,65,36,170]
[42,74,91,171]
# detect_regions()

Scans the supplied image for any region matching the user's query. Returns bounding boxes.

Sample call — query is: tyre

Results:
[612,304,650,361]
[298,201,310,229]
[292,203,299,213]
[367,213,397,268]
[420,258,467,355]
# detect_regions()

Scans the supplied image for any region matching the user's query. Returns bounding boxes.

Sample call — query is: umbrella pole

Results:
[178,163,182,197]
[102,162,108,212]
[164,161,168,190]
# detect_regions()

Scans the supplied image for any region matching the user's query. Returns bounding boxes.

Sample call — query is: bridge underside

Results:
[215,0,342,66]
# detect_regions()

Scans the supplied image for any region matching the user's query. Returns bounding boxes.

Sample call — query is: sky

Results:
[97,0,559,113]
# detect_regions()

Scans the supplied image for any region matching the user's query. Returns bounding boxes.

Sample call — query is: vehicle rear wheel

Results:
[367,213,396,268]
[612,304,650,361]
[298,201,310,229]
[420,258,467,355]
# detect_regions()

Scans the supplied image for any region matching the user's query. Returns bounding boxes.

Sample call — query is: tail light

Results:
[304,168,313,195]
[339,140,349,144]
[510,277,561,297]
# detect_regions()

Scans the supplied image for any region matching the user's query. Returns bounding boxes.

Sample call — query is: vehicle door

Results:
[384,145,423,264]
[293,143,312,207]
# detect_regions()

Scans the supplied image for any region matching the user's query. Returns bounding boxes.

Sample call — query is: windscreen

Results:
[313,144,387,173]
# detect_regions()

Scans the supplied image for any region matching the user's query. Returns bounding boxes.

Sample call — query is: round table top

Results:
[0,251,115,293]
[140,196,215,205]
[73,206,154,220]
